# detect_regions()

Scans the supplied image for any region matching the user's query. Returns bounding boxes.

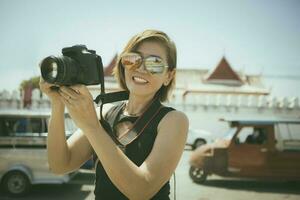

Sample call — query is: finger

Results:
[42,82,54,89]
[39,77,57,89]
[59,90,73,101]
[40,83,58,94]
[58,91,76,106]
[39,80,50,91]
[39,77,48,87]
[60,86,80,99]
[70,85,87,94]
[59,93,72,106]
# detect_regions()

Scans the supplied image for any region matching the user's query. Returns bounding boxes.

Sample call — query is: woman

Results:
[40,29,189,200]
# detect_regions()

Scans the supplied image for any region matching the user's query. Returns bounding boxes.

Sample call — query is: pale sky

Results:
[0,0,299,92]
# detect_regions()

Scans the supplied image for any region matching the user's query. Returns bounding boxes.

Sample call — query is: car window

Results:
[287,124,300,140]
[0,115,77,137]
[64,117,77,135]
[0,116,47,136]
[275,123,300,151]
[277,123,290,140]
[236,127,253,143]
[0,117,13,136]
[45,115,77,136]
[236,126,267,145]
[222,127,237,140]
[31,118,43,133]
[276,123,300,140]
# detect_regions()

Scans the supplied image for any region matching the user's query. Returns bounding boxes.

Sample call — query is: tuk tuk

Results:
[0,109,77,196]
[189,118,300,183]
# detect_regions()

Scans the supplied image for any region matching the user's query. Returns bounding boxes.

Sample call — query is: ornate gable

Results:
[205,57,243,86]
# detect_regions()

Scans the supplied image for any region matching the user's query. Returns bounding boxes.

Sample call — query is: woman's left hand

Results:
[58,85,99,132]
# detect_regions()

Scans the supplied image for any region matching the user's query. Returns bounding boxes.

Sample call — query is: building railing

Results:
[170,93,299,110]
[0,89,299,110]
[0,89,50,110]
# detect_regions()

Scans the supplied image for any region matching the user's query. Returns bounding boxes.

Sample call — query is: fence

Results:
[0,89,50,110]
[1,89,299,111]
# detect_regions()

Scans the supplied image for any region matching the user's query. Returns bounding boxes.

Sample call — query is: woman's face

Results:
[124,41,173,98]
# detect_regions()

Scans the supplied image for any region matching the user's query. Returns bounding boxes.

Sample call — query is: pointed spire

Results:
[205,56,243,86]
[104,53,118,76]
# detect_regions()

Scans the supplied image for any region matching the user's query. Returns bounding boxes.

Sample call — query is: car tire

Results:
[193,139,206,149]
[2,171,31,196]
[189,166,207,184]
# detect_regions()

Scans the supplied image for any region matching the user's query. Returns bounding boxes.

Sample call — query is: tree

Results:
[20,76,40,91]
[19,76,41,108]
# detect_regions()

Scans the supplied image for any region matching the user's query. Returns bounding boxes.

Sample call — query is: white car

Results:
[186,128,215,150]
[0,109,77,196]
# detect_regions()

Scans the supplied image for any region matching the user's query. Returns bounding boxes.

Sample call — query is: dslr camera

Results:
[40,45,103,86]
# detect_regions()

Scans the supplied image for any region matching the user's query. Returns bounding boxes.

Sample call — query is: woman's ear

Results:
[164,69,176,86]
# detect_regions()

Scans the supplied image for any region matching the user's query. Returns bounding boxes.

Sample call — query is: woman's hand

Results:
[58,85,99,132]
[39,77,63,106]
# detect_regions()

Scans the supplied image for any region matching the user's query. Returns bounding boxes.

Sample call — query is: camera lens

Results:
[40,56,79,85]
[40,56,60,84]
[44,61,58,80]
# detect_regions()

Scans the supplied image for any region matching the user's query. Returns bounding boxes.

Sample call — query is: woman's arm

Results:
[47,101,94,174]
[47,102,69,173]
[47,103,115,174]
[40,77,98,174]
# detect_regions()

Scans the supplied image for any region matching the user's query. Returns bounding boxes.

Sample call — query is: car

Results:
[189,118,300,184]
[186,128,215,150]
[0,109,77,196]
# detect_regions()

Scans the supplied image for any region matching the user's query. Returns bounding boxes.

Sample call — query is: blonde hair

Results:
[113,29,177,102]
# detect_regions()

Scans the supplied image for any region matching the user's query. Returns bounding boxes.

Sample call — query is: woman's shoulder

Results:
[158,107,189,130]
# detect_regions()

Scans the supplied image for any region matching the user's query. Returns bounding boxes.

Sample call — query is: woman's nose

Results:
[135,62,148,73]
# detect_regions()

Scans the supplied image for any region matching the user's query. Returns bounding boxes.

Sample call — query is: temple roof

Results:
[205,56,244,86]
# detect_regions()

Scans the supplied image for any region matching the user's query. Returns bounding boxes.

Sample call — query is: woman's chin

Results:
[128,88,155,98]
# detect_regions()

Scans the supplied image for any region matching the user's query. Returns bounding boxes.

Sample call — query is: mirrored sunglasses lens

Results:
[145,56,165,73]
[121,54,142,70]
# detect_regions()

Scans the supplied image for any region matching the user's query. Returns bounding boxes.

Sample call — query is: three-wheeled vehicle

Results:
[189,118,300,183]
[0,109,77,196]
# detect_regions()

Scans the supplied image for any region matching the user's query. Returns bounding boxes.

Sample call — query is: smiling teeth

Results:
[133,76,148,83]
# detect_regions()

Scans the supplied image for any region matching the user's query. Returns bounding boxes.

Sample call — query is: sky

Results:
[0,0,300,92]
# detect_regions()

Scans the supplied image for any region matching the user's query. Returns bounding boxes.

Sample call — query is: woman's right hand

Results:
[39,77,63,105]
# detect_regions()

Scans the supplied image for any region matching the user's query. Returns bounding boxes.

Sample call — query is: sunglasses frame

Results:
[121,52,169,74]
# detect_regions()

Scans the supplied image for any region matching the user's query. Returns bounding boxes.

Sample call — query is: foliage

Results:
[20,76,40,90]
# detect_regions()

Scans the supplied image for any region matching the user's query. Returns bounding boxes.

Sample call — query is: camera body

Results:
[40,45,103,86]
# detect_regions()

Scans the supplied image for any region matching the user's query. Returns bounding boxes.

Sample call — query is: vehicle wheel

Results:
[2,171,31,196]
[193,139,206,149]
[189,166,207,184]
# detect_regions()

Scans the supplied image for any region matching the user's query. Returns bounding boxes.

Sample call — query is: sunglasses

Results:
[121,52,168,74]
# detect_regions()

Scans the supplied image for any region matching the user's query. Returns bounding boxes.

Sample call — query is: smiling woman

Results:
[40,29,188,200]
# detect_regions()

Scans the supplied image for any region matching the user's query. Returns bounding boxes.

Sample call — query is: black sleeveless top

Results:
[93,102,175,200]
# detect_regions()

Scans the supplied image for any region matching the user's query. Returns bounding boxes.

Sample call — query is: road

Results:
[1,151,300,200]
